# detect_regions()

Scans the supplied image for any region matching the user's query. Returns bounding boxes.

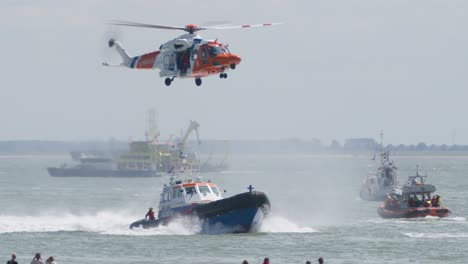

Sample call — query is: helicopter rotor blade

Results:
[110,20,186,31]
[201,22,282,30]
[200,20,232,27]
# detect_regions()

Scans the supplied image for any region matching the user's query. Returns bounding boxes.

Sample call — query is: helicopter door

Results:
[163,54,175,72]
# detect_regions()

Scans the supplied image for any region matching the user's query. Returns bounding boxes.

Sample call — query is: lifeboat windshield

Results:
[198,185,211,195]
[185,186,197,195]
[211,186,220,196]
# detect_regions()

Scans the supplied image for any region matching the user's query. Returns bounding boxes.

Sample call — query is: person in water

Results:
[31,253,43,264]
[318,257,324,264]
[241,260,248,264]
[263,258,270,264]
[145,207,155,220]
[7,253,18,264]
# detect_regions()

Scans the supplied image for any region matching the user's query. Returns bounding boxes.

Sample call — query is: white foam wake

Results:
[403,232,468,239]
[259,216,317,233]
[0,211,318,235]
[0,211,199,236]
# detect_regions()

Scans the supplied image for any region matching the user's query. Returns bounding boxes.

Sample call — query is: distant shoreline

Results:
[1,140,468,157]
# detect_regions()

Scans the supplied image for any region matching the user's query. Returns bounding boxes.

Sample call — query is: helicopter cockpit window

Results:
[200,47,208,59]
[208,46,223,57]
[222,46,231,54]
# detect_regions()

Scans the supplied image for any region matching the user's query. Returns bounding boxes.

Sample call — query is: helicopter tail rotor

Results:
[108,38,115,48]
[107,39,132,66]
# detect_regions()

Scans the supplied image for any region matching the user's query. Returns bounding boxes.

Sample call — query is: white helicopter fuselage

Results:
[104,20,277,86]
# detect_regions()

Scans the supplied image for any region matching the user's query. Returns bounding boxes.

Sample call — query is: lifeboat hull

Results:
[377,204,451,219]
[129,191,270,233]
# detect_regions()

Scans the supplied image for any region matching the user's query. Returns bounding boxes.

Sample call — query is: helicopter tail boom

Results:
[108,38,160,70]
[109,38,132,66]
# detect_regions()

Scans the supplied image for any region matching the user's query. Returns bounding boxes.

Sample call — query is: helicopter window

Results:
[198,186,211,195]
[164,55,170,66]
[200,47,208,59]
[209,46,223,57]
[222,46,231,54]
[185,186,197,195]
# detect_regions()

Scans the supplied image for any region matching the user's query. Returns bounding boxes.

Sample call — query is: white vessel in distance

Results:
[360,132,398,201]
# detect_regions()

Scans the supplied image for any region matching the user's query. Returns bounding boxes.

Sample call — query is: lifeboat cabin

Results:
[377,172,450,219]
[157,179,224,220]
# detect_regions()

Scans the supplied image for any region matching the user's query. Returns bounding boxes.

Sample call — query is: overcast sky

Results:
[1,0,467,145]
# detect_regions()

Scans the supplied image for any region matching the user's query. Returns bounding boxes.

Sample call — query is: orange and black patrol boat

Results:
[377,166,451,219]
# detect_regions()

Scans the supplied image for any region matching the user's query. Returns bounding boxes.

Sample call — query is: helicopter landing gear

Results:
[165,76,176,86]
[195,78,202,86]
[219,73,228,79]
[230,63,236,70]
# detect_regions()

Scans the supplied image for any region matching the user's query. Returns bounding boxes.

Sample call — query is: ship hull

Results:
[47,167,160,178]
[377,204,451,218]
[129,191,270,234]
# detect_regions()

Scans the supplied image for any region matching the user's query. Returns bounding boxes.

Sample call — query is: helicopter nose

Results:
[230,54,241,65]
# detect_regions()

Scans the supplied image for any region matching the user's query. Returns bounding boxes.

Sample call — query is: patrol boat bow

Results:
[129,175,270,234]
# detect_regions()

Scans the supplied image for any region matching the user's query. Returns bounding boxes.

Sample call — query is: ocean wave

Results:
[361,215,466,224]
[445,216,466,222]
[403,232,468,238]
[259,216,317,233]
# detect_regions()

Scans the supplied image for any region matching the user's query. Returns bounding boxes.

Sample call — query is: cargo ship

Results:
[47,156,160,177]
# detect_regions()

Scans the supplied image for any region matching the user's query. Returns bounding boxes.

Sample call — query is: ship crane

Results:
[178,120,201,158]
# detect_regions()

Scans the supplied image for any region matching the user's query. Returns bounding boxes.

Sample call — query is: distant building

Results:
[344,138,378,151]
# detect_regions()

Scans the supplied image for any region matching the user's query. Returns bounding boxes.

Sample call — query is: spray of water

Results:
[259,215,317,233]
[0,210,200,236]
[0,210,315,235]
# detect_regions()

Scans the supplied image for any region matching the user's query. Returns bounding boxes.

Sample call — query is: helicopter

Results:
[102,20,280,86]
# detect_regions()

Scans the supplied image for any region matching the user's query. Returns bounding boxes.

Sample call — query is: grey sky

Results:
[1,0,467,145]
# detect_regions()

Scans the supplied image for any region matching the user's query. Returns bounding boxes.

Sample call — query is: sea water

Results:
[0,153,467,263]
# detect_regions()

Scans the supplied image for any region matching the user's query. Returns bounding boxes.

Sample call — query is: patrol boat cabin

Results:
[157,178,223,219]
[129,174,271,233]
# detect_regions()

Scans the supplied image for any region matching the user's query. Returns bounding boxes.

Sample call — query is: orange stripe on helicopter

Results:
[136,51,160,69]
